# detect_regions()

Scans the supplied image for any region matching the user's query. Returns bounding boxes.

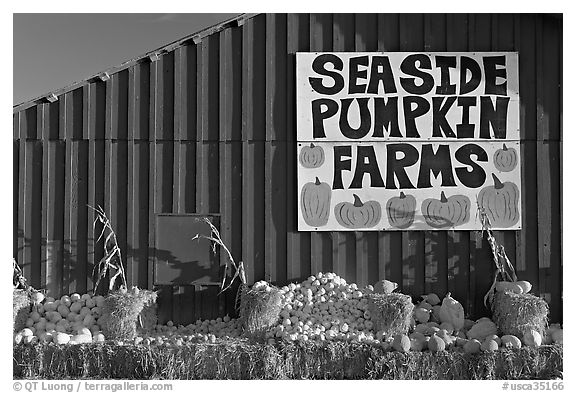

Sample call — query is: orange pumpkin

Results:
[493,144,518,172]
[421,191,470,228]
[386,192,416,229]
[299,143,325,169]
[334,194,381,229]
[477,174,520,228]
[300,177,331,227]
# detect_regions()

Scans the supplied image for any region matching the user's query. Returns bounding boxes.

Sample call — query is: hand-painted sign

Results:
[296,52,521,231]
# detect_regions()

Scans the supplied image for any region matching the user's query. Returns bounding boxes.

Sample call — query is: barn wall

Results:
[13,13,562,324]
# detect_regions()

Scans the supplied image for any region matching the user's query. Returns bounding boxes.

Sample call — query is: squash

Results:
[386,191,416,229]
[54,332,71,345]
[484,334,501,346]
[300,177,332,227]
[392,334,411,353]
[493,144,518,172]
[299,143,325,169]
[477,174,520,228]
[421,293,441,306]
[481,339,499,352]
[523,330,542,347]
[515,280,532,294]
[439,292,464,331]
[334,194,382,229]
[467,320,498,341]
[414,307,430,324]
[463,339,481,354]
[501,335,522,349]
[421,192,471,228]
[427,334,446,352]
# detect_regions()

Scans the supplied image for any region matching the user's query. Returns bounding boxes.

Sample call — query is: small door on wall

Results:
[154,214,220,286]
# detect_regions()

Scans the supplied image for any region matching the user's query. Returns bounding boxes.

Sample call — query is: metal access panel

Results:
[154,214,220,285]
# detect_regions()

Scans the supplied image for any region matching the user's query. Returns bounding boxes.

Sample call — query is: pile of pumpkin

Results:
[13,272,563,351]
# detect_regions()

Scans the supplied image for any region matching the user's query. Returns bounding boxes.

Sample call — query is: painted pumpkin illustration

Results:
[299,143,325,169]
[300,177,331,227]
[386,192,416,229]
[493,144,518,172]
[421,191,471,228]
[477,174,520,228]
[334,194,381,229]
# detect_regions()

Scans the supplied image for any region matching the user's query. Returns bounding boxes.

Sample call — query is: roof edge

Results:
[14,13,259,114]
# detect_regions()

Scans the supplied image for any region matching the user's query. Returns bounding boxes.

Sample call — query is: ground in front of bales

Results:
[14,339,562,380]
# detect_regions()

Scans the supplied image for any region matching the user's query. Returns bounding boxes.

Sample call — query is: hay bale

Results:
[13,289,31,332]
[491,290,549,337]
[239,285,283,337]
[100,289,157,340]
[367,293,414,339]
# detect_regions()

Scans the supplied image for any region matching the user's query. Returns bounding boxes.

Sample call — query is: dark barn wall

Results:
[13,13,562,324]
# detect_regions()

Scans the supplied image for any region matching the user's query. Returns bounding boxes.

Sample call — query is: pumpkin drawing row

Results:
[301,174,519,229]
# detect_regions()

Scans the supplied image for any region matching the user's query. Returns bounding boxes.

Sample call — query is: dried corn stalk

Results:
[191,218,247,306]
[477,203,517,308]
[13,259,29,290]
[89,205,127,295]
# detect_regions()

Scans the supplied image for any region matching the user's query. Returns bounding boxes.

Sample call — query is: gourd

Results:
[300,177,332,227]
[427,334,446,352]
[501,335,522,348]
[467,320,498,341]
[481,339,499,352]
[421,293,441,306]
[386,192,416,229]
[477,174,520,228]
[392,334,411,352]
[421,192,470,228]
[463,339,481,354]
[485,334,502,346]
[410,337,425,351]
[31,291,45,304]
[515,281,532,294]
[414,307,430,324]
[493,144,518,172]
[54,332,71,345]
[522,329,542,347]
[438,292,464,331]
[299,143,325,169]
[334,194,381,229]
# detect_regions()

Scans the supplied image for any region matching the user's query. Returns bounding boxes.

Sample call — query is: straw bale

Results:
[13,289,31,332]
[239,285,283,337]
[100,289,157,340]
[491,290,549,337]
[367,293,414,339]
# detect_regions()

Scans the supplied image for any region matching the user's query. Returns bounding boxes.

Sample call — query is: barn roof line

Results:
[13,13,259,113]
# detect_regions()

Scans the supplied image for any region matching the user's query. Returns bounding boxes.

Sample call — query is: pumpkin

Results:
[334,194,381,229]
[386,192,416,229]
[495,281,523,294]
[300,177,332,227]
[417,301,433,311]
[427,334,446,352]
[436,329,455,347]
[515,280,532,294]
[409,332,426,342]
[439,292,464,331]
[467,320,497,341]
[414,307,430,324]
[493,143,518,172]
[485,334,502,346]
[410,337,425,351]
[392,334,411,352]
[31,291,45,304]
[501,335,522,349]
[373,280,398,294]
[481,339,499,352]
[463,339,481,354]
[523,329,542,347]
[439,322,455,335]
[421,293,441,306]
[54,332,71,345]
[299,143,325,169]
[477,174,520,228]
[421,192,470,228]
[414,324,429,335]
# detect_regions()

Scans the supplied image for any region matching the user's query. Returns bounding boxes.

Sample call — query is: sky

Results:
[13,13,240,105]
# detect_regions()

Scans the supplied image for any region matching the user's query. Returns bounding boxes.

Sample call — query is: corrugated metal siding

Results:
[13,13,562,325]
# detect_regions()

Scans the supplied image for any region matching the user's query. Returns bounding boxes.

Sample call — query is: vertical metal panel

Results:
[174,45,196,141]
[12,13,563,323]
[13,140,19,260]
[128,62,150,141]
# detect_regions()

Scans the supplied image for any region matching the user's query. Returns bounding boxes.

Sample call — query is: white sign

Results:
[296,52,521,231]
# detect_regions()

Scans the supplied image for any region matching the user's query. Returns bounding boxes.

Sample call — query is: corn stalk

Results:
[477,203,517,308]
[191,218,247,309]
[89,205,127,295]
[13,258,29,290]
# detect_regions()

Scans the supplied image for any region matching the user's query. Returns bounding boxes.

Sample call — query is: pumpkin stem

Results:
[503,143,507,151]
[440,191,448,203]
[310,143,315,148]
[352,194,364,207]
[492,173,504,189]
[400,191,406,199]
[314,177,321,185]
